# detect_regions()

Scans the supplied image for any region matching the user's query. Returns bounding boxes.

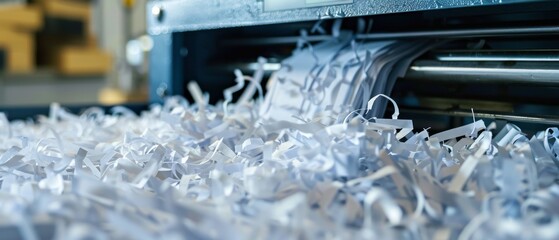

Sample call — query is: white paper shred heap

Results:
[2,36,559,239]
[0,92,558,239]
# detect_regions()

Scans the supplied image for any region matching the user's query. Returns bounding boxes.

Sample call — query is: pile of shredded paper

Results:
[2,28,559,239]
[1,92,559,239]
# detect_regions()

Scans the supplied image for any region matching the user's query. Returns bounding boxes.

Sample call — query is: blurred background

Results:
[0,0,149,107]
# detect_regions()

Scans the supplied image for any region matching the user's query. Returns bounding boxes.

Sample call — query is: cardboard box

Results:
[8,46,34,72]
[37,0,96,46]
[0,28,34,73]
[0,5,42,30]
[56,46,111,75]
[37,0,90,21]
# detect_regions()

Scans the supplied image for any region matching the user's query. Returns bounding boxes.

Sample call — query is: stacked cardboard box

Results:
[0,0,111,75]
[36,0,112,76]
[0,4,41,73]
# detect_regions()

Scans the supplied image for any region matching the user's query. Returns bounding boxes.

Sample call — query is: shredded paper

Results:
[1,31,559,240]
